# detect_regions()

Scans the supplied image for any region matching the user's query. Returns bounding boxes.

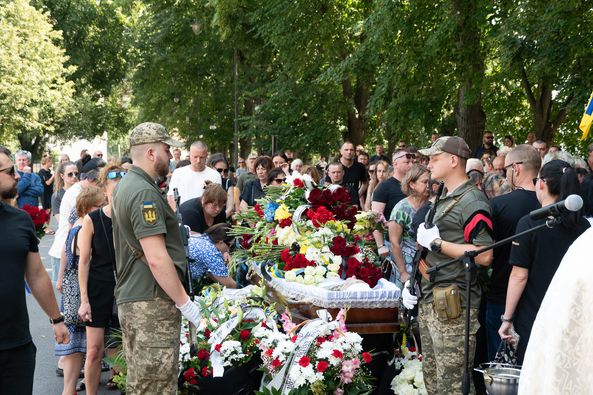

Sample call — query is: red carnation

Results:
[293,178,304,188]
[214,344,222,352]
[332,349,343,359]
[307,188,322,204]
[281,248,292,264]
[291,335,298,343]
[204,328,211,339]
[298,356,311,367]
[362,352,372,364]
[265,348,274,357]
[240,329,251,341]
[330,236,347,256]
[183,367,196,382]
[316,360,329,373]
[201,366,211,377]
[254,203,264,218]
[272,358,282,369]
[197,349,210,360]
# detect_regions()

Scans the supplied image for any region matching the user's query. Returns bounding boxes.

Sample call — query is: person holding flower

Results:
[188,223,236,290]
[388,164,430,286]
[77,165,125,393]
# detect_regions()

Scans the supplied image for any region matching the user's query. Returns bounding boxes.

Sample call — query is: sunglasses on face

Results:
[0,165,16,176]
[66,172,79,178]
[395,153,415,161]
[274,178,286,183]
[215,167,229,174]
[107,171,127,180]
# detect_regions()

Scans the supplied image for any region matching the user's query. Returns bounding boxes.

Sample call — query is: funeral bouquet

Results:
[255,309,374,395]
[230,174,383,287]
[179,285,275,387]
[21,204,49,239]
[390,332,427,395]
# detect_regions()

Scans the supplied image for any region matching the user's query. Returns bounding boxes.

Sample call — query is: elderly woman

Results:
[388,164,430,286]
[240,156,273,211]
[188,223,236,290]
[77,166,125,393]
[180,181,228,234]
[499,160,590,363]
[290,158,304,176]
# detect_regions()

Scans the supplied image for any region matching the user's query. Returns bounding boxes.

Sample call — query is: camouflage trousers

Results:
[118,298,181,395]
[419,303,480,395]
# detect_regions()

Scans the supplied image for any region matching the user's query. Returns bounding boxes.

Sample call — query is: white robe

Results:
[519,227,593,394]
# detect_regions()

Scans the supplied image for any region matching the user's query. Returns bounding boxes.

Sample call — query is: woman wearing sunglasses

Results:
[77,165,126,393]
[188,223,236,291]
[267,167,287,186]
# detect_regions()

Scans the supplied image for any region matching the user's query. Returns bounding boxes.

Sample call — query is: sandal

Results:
[106,377,118,390]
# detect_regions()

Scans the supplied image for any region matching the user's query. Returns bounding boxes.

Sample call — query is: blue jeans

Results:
[485,301,505,361]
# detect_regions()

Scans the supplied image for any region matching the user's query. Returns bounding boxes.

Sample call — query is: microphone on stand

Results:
[529,194,583,221]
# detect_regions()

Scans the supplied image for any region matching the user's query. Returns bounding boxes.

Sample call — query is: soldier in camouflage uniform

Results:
[112,122,202,394]
[402,137,494,394]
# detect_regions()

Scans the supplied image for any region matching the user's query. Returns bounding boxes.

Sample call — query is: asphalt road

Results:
[29,227,113,395]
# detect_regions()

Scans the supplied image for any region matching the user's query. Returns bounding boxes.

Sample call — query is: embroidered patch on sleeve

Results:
[142,201,157,225]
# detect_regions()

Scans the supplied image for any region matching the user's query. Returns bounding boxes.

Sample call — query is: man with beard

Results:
[0,146,69,394]
[112,123,201,394]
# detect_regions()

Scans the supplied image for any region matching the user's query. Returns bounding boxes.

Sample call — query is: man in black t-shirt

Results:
[372,149,413,257]
[0,146,69,394]
[326,142,368,208]
[485,145,541,361]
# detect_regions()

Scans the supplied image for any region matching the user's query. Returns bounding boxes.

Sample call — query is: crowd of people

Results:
[1,125,593,395]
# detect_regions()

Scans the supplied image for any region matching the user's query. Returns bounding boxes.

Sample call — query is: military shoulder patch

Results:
[142,201,158,225]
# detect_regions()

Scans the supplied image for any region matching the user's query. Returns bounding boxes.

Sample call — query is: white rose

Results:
[284,270,297,282]
[315,265,327,276]
[328,263,340,272]
[331,255,343,266]
[303,274,315,284]
[304,266,316,276]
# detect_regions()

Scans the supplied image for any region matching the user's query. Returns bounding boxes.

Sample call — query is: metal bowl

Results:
[474,363,521,395]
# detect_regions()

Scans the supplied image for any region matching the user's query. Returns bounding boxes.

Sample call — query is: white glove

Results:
[401,280,418,309]
[417,222,441,250]
[176,297,201,327]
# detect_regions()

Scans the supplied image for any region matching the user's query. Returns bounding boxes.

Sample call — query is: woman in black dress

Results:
[77,165,125,393]
[499,159,590,362]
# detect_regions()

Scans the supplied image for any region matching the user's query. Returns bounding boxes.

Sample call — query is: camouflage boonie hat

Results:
[419,136,471,159]
[128,122,184,148]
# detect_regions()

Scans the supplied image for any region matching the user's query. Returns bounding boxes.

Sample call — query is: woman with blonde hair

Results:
[388,164,430,286]
[56,185,105,395]
[77,165,125,393]
[364,160,389,211]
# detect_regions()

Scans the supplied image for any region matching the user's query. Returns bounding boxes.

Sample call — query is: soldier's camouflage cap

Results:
[419,136,471,159]
[128,122,184,148]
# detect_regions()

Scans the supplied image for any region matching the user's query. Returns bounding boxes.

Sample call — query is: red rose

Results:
[298,356,311,367]
[204,328,211,339]
[197,349,210,360]
[332,349,343,359]
[316,336,328,346]
[279,218,293,228]
[272,358,282,369]
[281,248,292,264]
[362,352,372,364]
[214,343,222,352]
[330,236,347,256]
[292,254,310,268]
[408,346,416,352]
[201,366,211,377]
[293,178,304,188]
[254,203,264,218]
[308,188,322,204]
[183,367,196,382]
[316,360,329,373]
[265,348,274,357]
[240,329,250,341]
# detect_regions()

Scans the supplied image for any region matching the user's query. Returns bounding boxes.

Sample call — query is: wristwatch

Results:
[500,315,513,323]
[49,313,65,325]
[430,238,442,253]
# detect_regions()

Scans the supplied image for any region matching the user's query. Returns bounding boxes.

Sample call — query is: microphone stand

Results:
[426,216,561,395]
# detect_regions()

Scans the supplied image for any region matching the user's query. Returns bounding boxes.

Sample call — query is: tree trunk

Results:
[520,70,572,143]
[452,0,486,150]
[341,78,369,146]
[17,133,45,163]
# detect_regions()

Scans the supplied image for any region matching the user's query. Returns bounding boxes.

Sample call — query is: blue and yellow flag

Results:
[579,91,593,141]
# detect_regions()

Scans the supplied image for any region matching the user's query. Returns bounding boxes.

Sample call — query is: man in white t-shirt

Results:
[167,141,221,210]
